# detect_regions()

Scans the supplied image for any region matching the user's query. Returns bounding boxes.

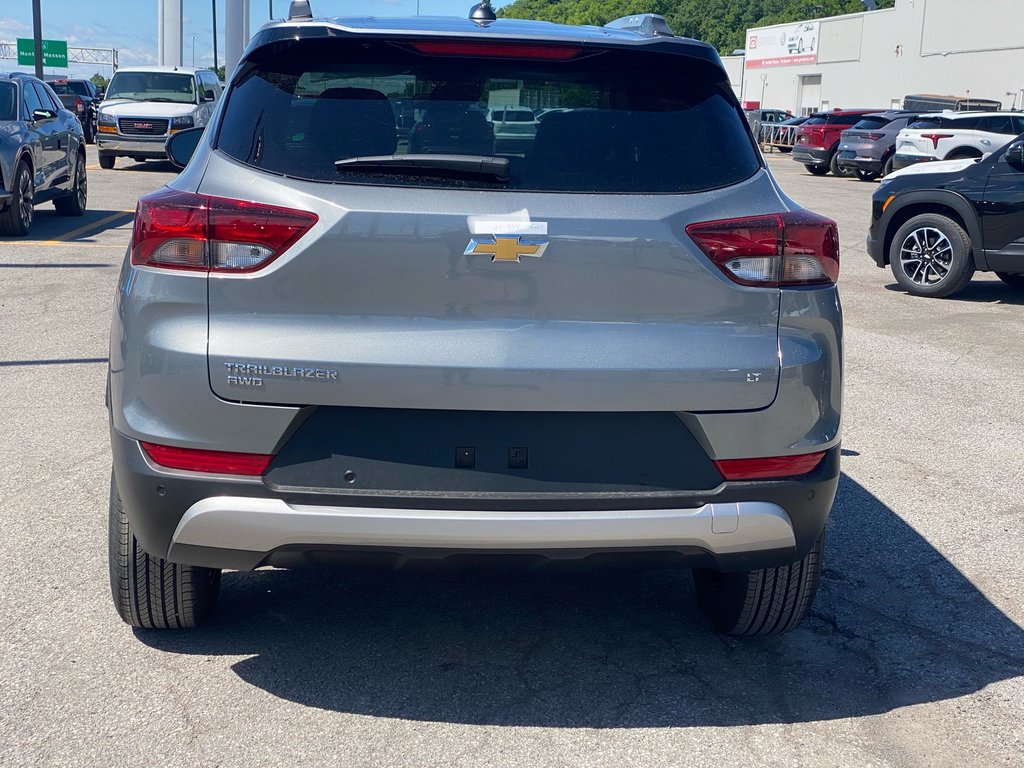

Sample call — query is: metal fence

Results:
[759,124,798,152]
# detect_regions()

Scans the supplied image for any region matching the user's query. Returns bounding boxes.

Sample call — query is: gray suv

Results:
[108,5,843,635]
[836,110,923,181]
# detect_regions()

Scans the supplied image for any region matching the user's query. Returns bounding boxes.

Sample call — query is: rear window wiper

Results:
[335,154,510,181]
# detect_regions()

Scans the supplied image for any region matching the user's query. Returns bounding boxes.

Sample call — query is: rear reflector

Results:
[131,188,318,273]
[714,452,826,481]
[409,41,582,60]
[686,211,839,287]
[141,442,275,476]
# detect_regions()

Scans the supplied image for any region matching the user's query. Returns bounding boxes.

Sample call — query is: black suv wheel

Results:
[890,213,975,298]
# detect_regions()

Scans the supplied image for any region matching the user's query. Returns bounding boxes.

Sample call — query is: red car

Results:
[792,109,883,176]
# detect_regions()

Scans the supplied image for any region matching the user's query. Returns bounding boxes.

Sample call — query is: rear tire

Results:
[98,153,115,170]
[54,152,87,216]
[882,156,894,177]
[890,213,974,298]
[830,152,853,177]
[0,159,34,236]
[996,272,1024,289]
[693,534,824,636]
[109,473,221,629]
[805,164,828,176]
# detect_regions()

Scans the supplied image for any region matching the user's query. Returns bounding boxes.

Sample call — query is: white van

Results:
[96,66,222,169]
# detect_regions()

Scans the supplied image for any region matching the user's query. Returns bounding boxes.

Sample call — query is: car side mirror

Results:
[165,126,205,169]
[1006,140,1024,170]
[203,89,215,102]
[32,108,57,122]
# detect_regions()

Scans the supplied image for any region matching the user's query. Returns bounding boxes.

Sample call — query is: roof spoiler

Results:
[604,14,675,38]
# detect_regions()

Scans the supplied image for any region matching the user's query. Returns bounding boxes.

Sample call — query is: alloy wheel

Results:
[77,155,88,210]
[899,227,953,286]
[18,167,33,231]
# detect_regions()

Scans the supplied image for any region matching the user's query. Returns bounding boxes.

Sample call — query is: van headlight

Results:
[97,112,117,133]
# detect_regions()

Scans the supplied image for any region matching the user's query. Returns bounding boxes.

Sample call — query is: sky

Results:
[1,0,513,79]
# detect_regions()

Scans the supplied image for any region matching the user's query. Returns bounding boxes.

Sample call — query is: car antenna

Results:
[288,0,313,21]
[469,0,496,22]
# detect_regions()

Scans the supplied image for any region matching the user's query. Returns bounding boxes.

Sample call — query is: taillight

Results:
[686,211,839,287]
[409,41,582,60]
[864,133,884,141]
[141,442,275,475]
[74,96,84,113]
[714,451,826,481]
[131,188,318,272]
[921,133,953,149]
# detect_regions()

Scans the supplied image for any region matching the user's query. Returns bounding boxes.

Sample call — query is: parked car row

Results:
[786,107,1024,181]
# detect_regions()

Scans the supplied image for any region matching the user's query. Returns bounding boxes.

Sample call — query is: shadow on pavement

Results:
[137,474,1024,727]
[24,208,134,243]
[884,280,1024,305]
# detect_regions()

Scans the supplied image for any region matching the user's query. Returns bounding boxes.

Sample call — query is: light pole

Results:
[760,73,768,107]
[191,35,196,67]
[269,1,273,19]
[212,0,218,76]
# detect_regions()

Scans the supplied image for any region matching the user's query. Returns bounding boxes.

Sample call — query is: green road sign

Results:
[17,38,69,68]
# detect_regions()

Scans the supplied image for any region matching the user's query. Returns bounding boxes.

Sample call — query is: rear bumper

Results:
[111,426,839,574]
[97,135,168,158]
[792,146,831,166]
[837,156,883,173]
[168,497,798,562]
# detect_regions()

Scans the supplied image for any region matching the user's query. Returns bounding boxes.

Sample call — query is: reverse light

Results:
[686,211,840,287]
[409,41,582,60]
[714,452,827,481]
[921,133,953,149]
[131,188,318,272]
[141,442,275,475]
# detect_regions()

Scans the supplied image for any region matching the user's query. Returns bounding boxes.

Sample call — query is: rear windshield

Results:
[908,118,949,129]
[216,38,759,194]
[852,116,891,130]
[106,71,196,104]
[0,82,15,121]
[48,81,89,96]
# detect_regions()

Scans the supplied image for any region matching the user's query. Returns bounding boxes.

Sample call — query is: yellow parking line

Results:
[86,164,101,170]
[43,210,135,245]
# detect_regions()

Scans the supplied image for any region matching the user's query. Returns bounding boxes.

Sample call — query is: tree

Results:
[90,72,109,90]
[211,65,226,82]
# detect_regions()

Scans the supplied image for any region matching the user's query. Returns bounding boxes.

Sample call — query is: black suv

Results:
[46,78,101,143]
[867,134,1024,297]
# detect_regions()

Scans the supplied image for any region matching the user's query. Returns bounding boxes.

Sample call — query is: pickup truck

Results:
[45,78,101,144]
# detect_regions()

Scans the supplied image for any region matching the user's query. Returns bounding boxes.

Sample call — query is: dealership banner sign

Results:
[746,21,820,68]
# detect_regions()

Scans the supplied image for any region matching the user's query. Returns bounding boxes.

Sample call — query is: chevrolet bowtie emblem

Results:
[464,235,549,263]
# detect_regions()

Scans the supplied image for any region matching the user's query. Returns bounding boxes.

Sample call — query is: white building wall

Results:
[741,0,1024,114]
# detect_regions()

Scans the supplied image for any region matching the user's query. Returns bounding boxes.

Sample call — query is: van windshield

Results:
[106,72,196,104]
[217,38,759,194]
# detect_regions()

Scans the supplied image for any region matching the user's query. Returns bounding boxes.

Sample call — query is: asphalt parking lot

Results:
[1,146,1022,767]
